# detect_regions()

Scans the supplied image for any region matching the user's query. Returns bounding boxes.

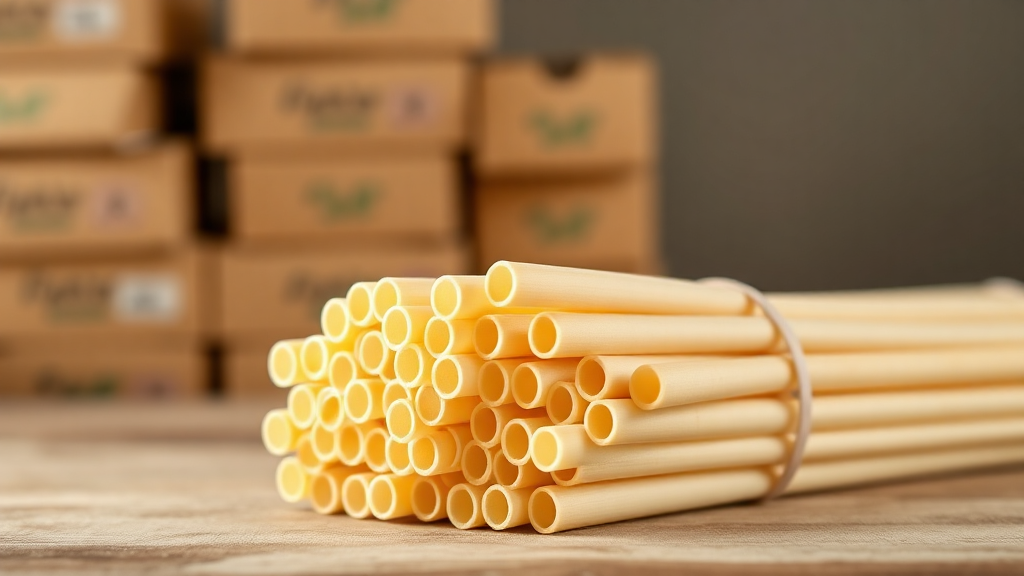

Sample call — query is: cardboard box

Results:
[0,0,171,64]
[201,57,468,156]
[220,243,468,343]
[0,246,218,342]
[224,0,494,56]
[231,153,459,245]
[475,54,657,177]
[476,170,661,273]
[0,65,160,150]
[0,348,207,398]
[0,141,193,260]
[224,346,285,401]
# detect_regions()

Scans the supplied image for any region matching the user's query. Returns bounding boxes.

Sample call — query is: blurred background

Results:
[1,0,1022,401]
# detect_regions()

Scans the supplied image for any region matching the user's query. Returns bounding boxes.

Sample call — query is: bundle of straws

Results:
[261,261,1024,533]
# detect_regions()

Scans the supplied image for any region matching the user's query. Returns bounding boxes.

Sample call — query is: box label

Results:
[0,88,49,124]
[112,274,182,323]
[305,180,379,222]
[0,1,48,42]
[281,81,378,132]
[21,272,112,323]
[282,270,359,323]
[0,179,80,232]
[53,0,120,41]
[526,204,595,244]
[316,0,403,25]
[529,109,597,147]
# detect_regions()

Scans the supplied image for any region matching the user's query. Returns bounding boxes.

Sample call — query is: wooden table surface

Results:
[2,401,1023,575]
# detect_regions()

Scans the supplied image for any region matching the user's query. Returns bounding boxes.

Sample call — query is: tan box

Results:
[0,246,218,342]
[476,171,661,273]
[225,0,494,56]
[224,346,285,401]
[0,347,207,398]
[200,57,468,156]
[231,153,459,245]
[220,243,468,343]
[0,65,160,151]
[0,0,171,64]
[475,54,657,177]
[0,142,193,260]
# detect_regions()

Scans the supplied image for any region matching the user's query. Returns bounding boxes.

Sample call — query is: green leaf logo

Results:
[529,110,597,147]
[0,89,48,123]
[526,205,594,244]
[323,0,401,23]
[305,181,379,221]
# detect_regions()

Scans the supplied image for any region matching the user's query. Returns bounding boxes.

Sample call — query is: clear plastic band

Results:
[700,277,811,500]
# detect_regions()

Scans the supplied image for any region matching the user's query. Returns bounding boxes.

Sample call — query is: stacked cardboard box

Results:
[473,54,662,273]
[0,0,212,399]
[204,0,495,398]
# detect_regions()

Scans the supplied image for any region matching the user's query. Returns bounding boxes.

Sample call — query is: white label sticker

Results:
[54,0,120,41]
[112,275,182,323]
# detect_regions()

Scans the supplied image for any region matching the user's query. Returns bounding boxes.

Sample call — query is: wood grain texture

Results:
[1,402,1022,575]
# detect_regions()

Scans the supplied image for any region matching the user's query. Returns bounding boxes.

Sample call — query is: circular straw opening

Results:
[269,342,298,386]
[502,421,531,464]
[369,478,396,518]
[348,284,375,325]
[262,410,294,455]
[432,357,460,397]
[372,280,399,320]
[511,366,540,407]
[576,359,606,400]
[309,423,336,462]
[342,475,370,518]
[301,338,327,378]
[448,486,478,529]
[321,298,350,342]
[288,385,317,429]
[473,317,500,358]
[338,425,363,465]
[310,473,336,513]
[383,308,411,349]
[415,386,442,424]
[411,436,438,472]
[630,365,662,408]
[470,405,498,445]
[431,277,461,319]
[478,362,507,405]
[364,428,388,472]
[296,436,320,471]
[319,390,343,430]
[485,262,516,306]
[462,443,490,484]
[358,332,387,374]
[491,452,519,486]
[386,437,412,474]
[530,489,558,533]
[345,383,371,422]
[483,488,512,527]
[424,318,452,356]
[395,346,422,385]
[329,353,357,389]
[531,429,559,470]
[412,480,441,520]
[547,385,575,424]
[386,400,415,441]
[276,458,307,503]
[551,468,577,485]
[584,403,615,442]
[528,315,558,357]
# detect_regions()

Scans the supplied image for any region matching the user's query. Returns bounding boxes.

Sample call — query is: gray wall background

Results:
[499,0,1024,291]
